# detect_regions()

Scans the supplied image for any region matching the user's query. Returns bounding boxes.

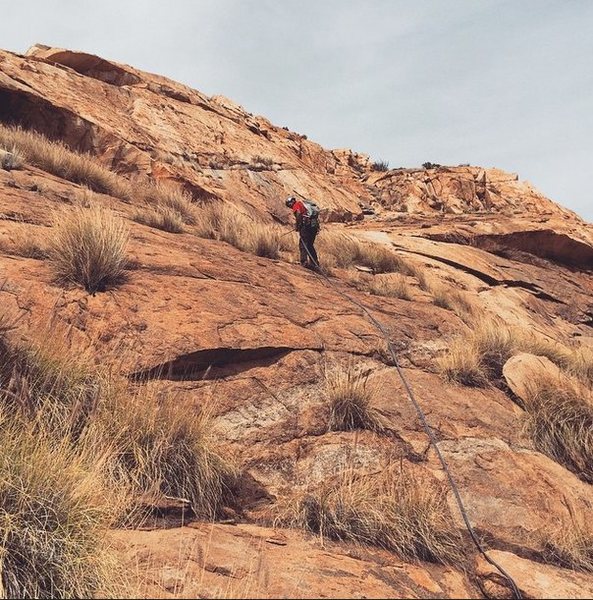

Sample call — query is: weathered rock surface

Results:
[2,45,593,598]
[476,550,593,599]
[112,523,477,599]
[503,354,562,402]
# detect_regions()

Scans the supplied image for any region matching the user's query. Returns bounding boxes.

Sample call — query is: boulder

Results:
[503,353,562,403]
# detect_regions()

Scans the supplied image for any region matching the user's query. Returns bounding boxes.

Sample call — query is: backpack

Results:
[302,200,321,229]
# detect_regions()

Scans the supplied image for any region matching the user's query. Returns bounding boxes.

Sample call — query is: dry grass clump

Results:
[0,326,130,597]
[439,320,514,386]
[518,337,593,388]
[472,320,515,379]
[89,389,234,520]
[317,231,361,268]
[194,202,238,241]
[439,319,554,387]
[249,222,284,258]
[0,415,123,599]
[0,124,133,200]
[0,145,24,170]
[1,324,233,521]
[47,205,129,293]
[324,365,387,432]
[540,513,593,572]
[523,375,593,483]
[518,334,572,367]
[140,181,197,225]
[565,346,593,387]
[438,337,489,387]
[282,466,463,564]
[371,160,389,172]
[357,242,413,274]
[429,281,476,321]
[133,205,185,233]
[0,226,48,259]
[195,202,283,259]
[1,333,103,439]
[441,315,593,390]
[0,325,236,596]
[441,318,593,476]
[354,273,413,300]
[251,155,274,167]
[318,231,413,274]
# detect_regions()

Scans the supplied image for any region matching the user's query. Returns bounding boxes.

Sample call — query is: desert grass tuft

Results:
[438,337,489,387]
[472,320,515,380]
[519,338,593,388]
[357,242,413,274]
[0,225,48,259]
[371,160,389,172]
[565,346,593,387]
[523,375,593,483]
[438,320,514,386]
[195,202,283,259]
[281,466,463,564]
[0,327,111,444]
[318,230,413,274]
[249,222,284,258]
[47,205,129,293]
[429,281,477,321]
[0,146,24,171]
[0,124,134,200]
[133,205,185,233]
[317,231,361,268]
[251,155,274,167]
[324,365,387,432]
[1,325,233,521]
[140,181,197,225]
[89,387,235,521]
[354,273,413,300]
[440,316,593,388]
[0,416,125,599]
[540,513,593,572]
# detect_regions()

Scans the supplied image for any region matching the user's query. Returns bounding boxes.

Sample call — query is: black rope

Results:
[297,232,522,599]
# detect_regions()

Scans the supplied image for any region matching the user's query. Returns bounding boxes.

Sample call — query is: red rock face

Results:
[2,46,593,598]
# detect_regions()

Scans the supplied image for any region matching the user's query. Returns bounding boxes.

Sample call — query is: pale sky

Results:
[1,0,591,220]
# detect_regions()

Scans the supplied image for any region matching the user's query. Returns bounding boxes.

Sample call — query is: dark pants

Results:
[299,226,319,267]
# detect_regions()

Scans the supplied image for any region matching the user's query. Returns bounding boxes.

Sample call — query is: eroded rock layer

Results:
[1,45,593,599]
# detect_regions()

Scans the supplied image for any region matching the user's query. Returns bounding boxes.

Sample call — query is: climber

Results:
[285,196,320,270]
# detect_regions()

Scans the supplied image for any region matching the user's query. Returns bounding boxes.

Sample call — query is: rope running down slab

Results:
[298,237,522,599]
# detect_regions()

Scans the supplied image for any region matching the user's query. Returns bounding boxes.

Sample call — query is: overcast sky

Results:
[1,1,591,220]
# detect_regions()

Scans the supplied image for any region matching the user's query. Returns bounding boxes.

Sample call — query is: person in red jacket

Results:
[285,196,320,269]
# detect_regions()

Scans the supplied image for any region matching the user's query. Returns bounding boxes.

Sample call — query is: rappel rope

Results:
[298,236,522,599]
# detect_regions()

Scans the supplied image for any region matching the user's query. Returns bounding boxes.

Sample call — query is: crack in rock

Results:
[130,346,298,381]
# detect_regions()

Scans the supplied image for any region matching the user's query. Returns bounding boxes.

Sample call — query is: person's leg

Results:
[299,230,309,266]
[308,229,319,267]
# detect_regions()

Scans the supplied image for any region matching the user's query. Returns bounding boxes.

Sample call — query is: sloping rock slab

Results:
[477,550,593,599]
[113,523,477,598]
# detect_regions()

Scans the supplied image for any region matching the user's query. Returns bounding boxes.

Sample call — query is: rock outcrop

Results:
[2,45,593,599]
